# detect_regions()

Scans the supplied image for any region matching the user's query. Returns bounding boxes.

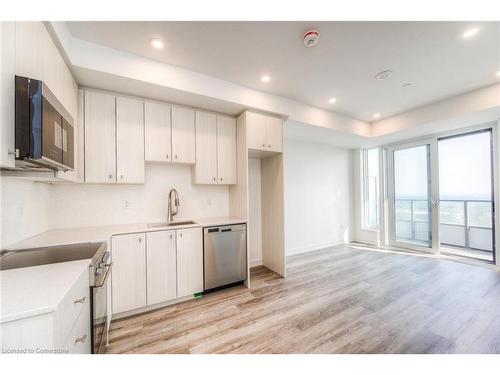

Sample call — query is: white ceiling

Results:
[67,21,500,122]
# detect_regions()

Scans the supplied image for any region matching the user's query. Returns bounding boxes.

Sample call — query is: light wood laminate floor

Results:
[106,245,500,354]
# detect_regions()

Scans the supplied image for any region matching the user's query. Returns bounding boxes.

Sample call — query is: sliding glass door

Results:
[387,139,440,253]
[438,130,495,262]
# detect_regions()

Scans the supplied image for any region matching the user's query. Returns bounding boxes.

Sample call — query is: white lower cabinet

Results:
[146,230,177,305]
[63,297,91,354]
[111,228,203,316]
[0,267,91,354]
[111,233,147,314]
[176,228,204,298]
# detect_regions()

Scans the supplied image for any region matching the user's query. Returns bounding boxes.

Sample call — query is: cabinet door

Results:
[146,230,177,305]
[56,89,83,182]
[194,111,218,184]
[116,96,144,183]
[84,91,116,183]
[0,22,15,168]
[246,111,267,151]
[171,106,195,164]
[265,116,283,153]
[111,233,147,314]
[145,101,171,162]
[217,115,237,184]
[176,228,203,297]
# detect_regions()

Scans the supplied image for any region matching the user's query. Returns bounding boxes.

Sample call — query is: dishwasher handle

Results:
[204,224,246,235]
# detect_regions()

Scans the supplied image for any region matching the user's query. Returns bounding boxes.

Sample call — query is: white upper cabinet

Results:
[245,111,283,153]
[176,228,203,298]
[217,115,237,184]
[0,22,16,169]
[146,230,177,306]
[193,112,236,185]
[265,116,283,153]
[111,233,147,315]
[171,106,195,164]
[145,101,172,162]
[246,112,267,151]
[116,96,145,183]
[84,90,116,183]
[194,111,218,184]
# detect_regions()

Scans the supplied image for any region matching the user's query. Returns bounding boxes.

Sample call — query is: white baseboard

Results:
[286,240,344,256]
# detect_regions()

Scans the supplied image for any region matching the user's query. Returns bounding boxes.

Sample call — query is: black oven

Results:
[90,249,111,354]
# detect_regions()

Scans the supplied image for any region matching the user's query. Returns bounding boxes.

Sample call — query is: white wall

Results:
[248,158,262,267]
[1,165,230,247]
[1,178,51,247]
[283,139,353,255]
[48,164,229,229]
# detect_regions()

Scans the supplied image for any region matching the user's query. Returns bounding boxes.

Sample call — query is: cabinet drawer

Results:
[63,299,91,354]
[57,267,90,344]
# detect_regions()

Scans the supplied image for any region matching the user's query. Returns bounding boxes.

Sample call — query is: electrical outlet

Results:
[124,200,132,209]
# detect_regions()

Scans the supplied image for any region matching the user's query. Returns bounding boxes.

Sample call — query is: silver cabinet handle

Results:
[120,174,124,179]
[75,334,87,344]
[175,154,178,159]
[213,177,216,182]
[166,154,169,159]
[262,143,265,147]
[220,177,223,182]
[179,232,182,238]
[74,297,86,304]
[268,144,272,148]
[170,233,173,239]
[109,174,112,179]
[139,237,142,243]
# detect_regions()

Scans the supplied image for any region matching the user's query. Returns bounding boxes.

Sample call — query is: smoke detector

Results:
[303,30,320,48]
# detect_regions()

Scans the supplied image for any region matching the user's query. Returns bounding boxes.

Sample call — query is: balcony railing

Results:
[395,199,493,252]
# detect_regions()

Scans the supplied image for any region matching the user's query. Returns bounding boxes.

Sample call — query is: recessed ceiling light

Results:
[373,113,381,119]
[402,83,413,88]
[261,75,271,83]
[150,38,164,49]
[328,97,337,104]
[462,27,480,39]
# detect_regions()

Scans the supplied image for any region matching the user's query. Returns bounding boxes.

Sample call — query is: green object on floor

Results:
[194,292,204,298]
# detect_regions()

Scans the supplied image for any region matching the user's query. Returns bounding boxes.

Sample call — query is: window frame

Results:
[362,147,381,230]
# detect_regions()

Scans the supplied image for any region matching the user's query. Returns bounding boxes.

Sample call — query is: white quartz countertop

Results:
[5,217,247,250]
[0,259,91,324]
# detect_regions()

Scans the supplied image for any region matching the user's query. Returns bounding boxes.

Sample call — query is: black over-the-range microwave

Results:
[15,75,74,171]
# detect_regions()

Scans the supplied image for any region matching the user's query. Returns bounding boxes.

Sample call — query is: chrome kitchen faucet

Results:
[168,188,180,223]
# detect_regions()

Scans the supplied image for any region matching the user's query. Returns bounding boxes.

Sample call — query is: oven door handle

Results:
[94,264,111,288]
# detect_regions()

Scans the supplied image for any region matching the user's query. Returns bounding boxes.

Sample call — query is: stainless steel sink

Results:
[147,220,196,228]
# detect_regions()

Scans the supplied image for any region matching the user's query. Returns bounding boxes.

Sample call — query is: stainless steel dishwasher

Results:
[203,224,247,292]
